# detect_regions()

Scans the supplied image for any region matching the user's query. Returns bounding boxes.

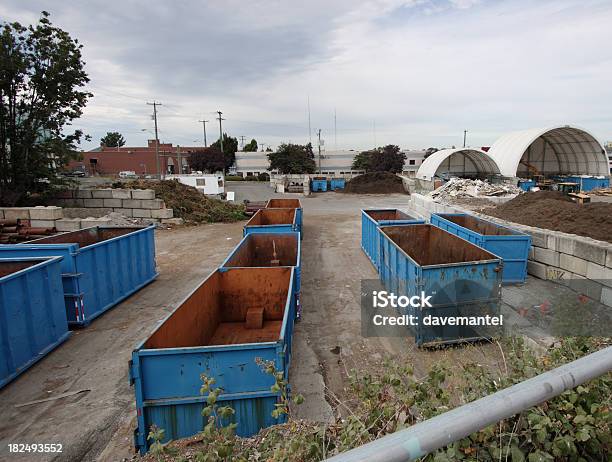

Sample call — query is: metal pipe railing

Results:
[326,346,612,462]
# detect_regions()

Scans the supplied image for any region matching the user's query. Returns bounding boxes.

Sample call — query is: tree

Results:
[352,145,406,173]
[211,133,238,170]
[188,147,225,173]
[267,143,316,174]
[0,12,91,206]
[243,138,258,152]
[101,131,125,148]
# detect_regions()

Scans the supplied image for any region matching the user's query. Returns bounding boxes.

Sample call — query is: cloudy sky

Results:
[2,0,612,151]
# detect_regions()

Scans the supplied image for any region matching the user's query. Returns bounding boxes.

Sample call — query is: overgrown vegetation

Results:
[141,337,611,461]
[115,180,246,223]
[0,11,91,206]
[211,133,239,171]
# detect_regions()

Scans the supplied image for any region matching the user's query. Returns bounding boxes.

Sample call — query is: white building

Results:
[233,149,427,178]
[166,173,225,196]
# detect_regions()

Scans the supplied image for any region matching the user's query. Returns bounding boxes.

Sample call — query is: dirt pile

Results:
[485,191,612,243]
[114,180,247,224]
[343,172,406,194]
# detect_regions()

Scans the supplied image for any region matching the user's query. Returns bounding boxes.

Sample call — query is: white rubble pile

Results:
[429,178,523,200]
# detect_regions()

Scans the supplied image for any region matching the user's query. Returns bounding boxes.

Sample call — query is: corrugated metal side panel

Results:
[431,214,530,284]
[330,178,345,190]
[243,224,297,237]
[311,179,328,192]
[0,257,70,388]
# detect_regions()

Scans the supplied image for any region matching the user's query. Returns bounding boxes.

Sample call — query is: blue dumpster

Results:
[518,179,536,191]
[311,178,328,192]
[266,199,302,232]
[566,175,610,192]
[221,232,302,318]
[431,213,530,284]
[130,266,296,454]
[361,209,424,273]
[244,208,299,236]
[0,226,158,327]
[330,178,345,190]
[379,224,502,347]
[0,257,70,388]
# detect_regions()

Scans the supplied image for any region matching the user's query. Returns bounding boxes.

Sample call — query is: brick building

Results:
[70,140,203,176]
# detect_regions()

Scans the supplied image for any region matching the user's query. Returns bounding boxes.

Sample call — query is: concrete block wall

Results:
[407,193,612,308]
[55,188,173,222]
[0,206,64,228]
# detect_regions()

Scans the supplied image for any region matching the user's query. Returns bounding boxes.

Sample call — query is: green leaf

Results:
[511,445,525,462]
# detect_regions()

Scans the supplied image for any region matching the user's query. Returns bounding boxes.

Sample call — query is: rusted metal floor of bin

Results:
[209,321,283,345]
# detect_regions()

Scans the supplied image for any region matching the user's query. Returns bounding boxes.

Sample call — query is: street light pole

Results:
[147,101,162,178]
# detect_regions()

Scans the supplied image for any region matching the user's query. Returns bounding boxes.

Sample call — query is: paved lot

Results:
[0,184,589,461]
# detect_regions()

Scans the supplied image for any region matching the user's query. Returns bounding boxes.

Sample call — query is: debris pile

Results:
[430,178,522,201]
[113,180,247,224]
[343,172,407,194]
[485,191,612,243]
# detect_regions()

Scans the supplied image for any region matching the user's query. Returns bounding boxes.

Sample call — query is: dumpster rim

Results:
[0,255,65,283]
[432,213,530,238]
[220,231,301,269]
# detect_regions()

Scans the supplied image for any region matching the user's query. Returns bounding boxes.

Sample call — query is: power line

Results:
[146,101,162,178]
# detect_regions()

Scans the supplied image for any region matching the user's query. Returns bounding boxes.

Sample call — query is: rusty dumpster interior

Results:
[0,260,42,278]
[246,208,295,226]
[266,199,301,209]
[223,234,298,267]
[144,267,291,349]
[382,225,497,266]
[441,215,517,236]
[366,209,416,221]
[29,227,143,247]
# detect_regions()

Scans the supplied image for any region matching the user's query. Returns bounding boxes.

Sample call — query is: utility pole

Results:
[463,129,468,148]
[216,110,226,174]
[176,144,181,175]
[334,108,337,151]
[239,135,246,150]
[317,129,322,174]
[202,120,209,147]
[308,96,312,145]
[147,101,162,178]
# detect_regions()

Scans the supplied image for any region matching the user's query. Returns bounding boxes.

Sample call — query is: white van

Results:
[118,171,137,179]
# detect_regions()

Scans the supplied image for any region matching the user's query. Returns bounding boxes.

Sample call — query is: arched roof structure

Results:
[416,148,501,181]
[487,125,608,177]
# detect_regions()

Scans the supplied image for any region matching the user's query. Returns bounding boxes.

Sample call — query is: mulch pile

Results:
[343,172,407,194]
[114,179,247,224]
[485,191,612,243]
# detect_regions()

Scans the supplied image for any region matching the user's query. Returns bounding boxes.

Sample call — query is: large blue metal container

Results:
[0,257,70,388]
[311,178,328,192]
[130,267,296,454]
[330,178,345,190]
[518,179,536,191]
[379,225,502,347]
[221,232,302,318]
[431,213,530,284]
[0,226,158,327]
[266,199,303,233]
[361,209,424,273]
[565,175,610,192]
[244,208,299,236]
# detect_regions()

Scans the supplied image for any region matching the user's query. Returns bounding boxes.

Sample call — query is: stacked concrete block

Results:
[52,188,173,223]
[2,207,31,220]
[81,217,112,228]
[55,218,82,232]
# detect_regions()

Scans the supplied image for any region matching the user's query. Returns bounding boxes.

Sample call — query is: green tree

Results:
[211,133,238,171]
[188,147,225,173]
[243,138,258,152]
[352,145,406,173]
[267,143,316,174]
[0,12,91,206]
[100,131,125,148]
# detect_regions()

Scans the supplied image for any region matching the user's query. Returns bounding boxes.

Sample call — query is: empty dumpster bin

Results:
[518,179,536,191]
[361,209,424,273]
[130,266,296,454]
[221,232,302,318]
[0,257,70,388]
[330,178,346,190]
[311,178,328,192]
[266,199,303,231]
[379,225,502,347]
[431,213,530,284]
[244,208,299,236]
[0,226,158,327]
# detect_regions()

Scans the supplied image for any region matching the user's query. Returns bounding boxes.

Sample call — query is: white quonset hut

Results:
[487,125,609,177]
[416,148,501,181]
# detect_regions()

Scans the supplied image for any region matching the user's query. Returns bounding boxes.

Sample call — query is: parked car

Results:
[118,171,138,179]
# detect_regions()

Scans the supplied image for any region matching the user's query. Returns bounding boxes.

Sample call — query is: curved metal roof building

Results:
[416,148,501,181]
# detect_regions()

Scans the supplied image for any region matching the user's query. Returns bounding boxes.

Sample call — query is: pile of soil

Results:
[485,191,612,243]
[343,172,406,194]
[113,180,247,224]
